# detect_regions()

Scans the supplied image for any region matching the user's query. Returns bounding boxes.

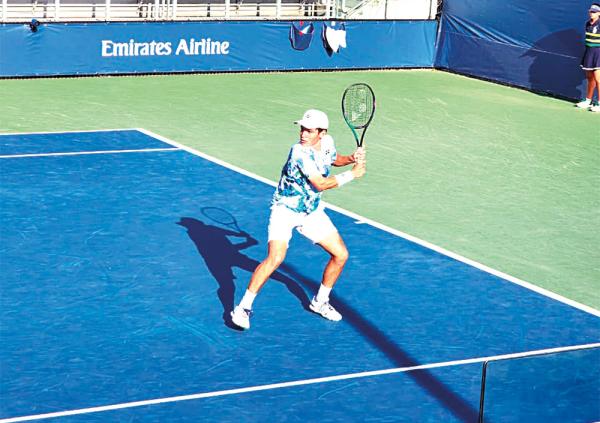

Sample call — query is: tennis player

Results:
[576,3,600,112]
[231,109,366,330]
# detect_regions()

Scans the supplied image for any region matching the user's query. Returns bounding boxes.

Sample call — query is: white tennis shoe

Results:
[231,306,252,330]
[309,297,342,321]
[575,99,592,109]
[590,104,600,113]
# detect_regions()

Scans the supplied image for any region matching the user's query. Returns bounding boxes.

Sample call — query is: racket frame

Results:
[341,83,376,148]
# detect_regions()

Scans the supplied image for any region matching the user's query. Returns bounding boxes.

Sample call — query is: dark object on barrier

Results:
[289,21,315,51]
[29,19,40,33]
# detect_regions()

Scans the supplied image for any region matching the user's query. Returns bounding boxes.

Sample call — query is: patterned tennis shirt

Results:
[585,18,600,47]
[272,135,337,214]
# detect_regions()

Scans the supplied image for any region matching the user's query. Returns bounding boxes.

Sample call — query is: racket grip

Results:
[354,147,366,164]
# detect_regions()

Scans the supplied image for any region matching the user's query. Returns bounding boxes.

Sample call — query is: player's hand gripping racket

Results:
[341,83,376,148]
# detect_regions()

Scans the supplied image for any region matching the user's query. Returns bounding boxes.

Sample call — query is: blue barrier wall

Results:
[0,20,437,77]
[435,0,592,100]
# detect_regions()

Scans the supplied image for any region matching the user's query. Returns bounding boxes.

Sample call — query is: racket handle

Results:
[355,147,366,164]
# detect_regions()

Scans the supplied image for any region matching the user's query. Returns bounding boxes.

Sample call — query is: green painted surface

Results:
[1,70,598,310]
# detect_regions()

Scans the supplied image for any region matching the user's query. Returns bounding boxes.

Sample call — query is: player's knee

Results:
[334,248,349,265]
[266,252,286,268]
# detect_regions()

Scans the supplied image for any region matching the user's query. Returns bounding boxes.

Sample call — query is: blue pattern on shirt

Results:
[272,136,337,214]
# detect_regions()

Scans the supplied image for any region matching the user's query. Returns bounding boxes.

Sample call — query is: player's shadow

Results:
[177,217,310,329]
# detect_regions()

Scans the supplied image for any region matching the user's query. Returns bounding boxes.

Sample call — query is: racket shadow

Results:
[177,217,311,328]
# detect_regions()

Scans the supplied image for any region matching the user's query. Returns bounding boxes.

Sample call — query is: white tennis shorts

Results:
[268,204,337,244]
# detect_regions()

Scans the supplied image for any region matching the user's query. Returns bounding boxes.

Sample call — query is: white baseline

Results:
[0,147,180,159]
[1,343,598,423]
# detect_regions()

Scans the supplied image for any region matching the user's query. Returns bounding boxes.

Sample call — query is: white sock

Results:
[239,290,257,310]
[316,284,332,303]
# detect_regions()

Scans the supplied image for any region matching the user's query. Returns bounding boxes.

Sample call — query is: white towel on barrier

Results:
[323,22,347,53]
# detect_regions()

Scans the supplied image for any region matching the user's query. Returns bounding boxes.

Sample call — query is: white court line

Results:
[0,128,140,136]
[0,147,180,159]
[136,128,279,188]
[137,128,600,318]
[2,342,598,423]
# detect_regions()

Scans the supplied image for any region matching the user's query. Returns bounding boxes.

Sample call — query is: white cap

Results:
[294,109,329,130]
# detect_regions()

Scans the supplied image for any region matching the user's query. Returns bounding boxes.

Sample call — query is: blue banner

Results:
[0,20,437,77]
[435,0,590,100]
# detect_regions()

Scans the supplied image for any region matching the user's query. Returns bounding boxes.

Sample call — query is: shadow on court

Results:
[278,262,481,423]
[177,217,310,329]
[178,214,479,421]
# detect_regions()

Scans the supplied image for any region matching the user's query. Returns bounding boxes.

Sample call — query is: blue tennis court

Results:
[1,129,599,422]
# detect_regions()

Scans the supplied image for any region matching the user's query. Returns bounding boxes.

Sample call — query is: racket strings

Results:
[342,85,374,128]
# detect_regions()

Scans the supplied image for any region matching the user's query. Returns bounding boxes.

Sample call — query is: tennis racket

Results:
[200,207,242,233]
[341,83,376,148]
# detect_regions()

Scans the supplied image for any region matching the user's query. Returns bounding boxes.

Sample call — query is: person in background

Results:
[576,3,600,112]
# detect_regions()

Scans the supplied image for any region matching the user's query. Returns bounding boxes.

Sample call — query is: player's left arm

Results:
[333,149,366,167]
[324,135,365,167]
[332,153,355,167]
